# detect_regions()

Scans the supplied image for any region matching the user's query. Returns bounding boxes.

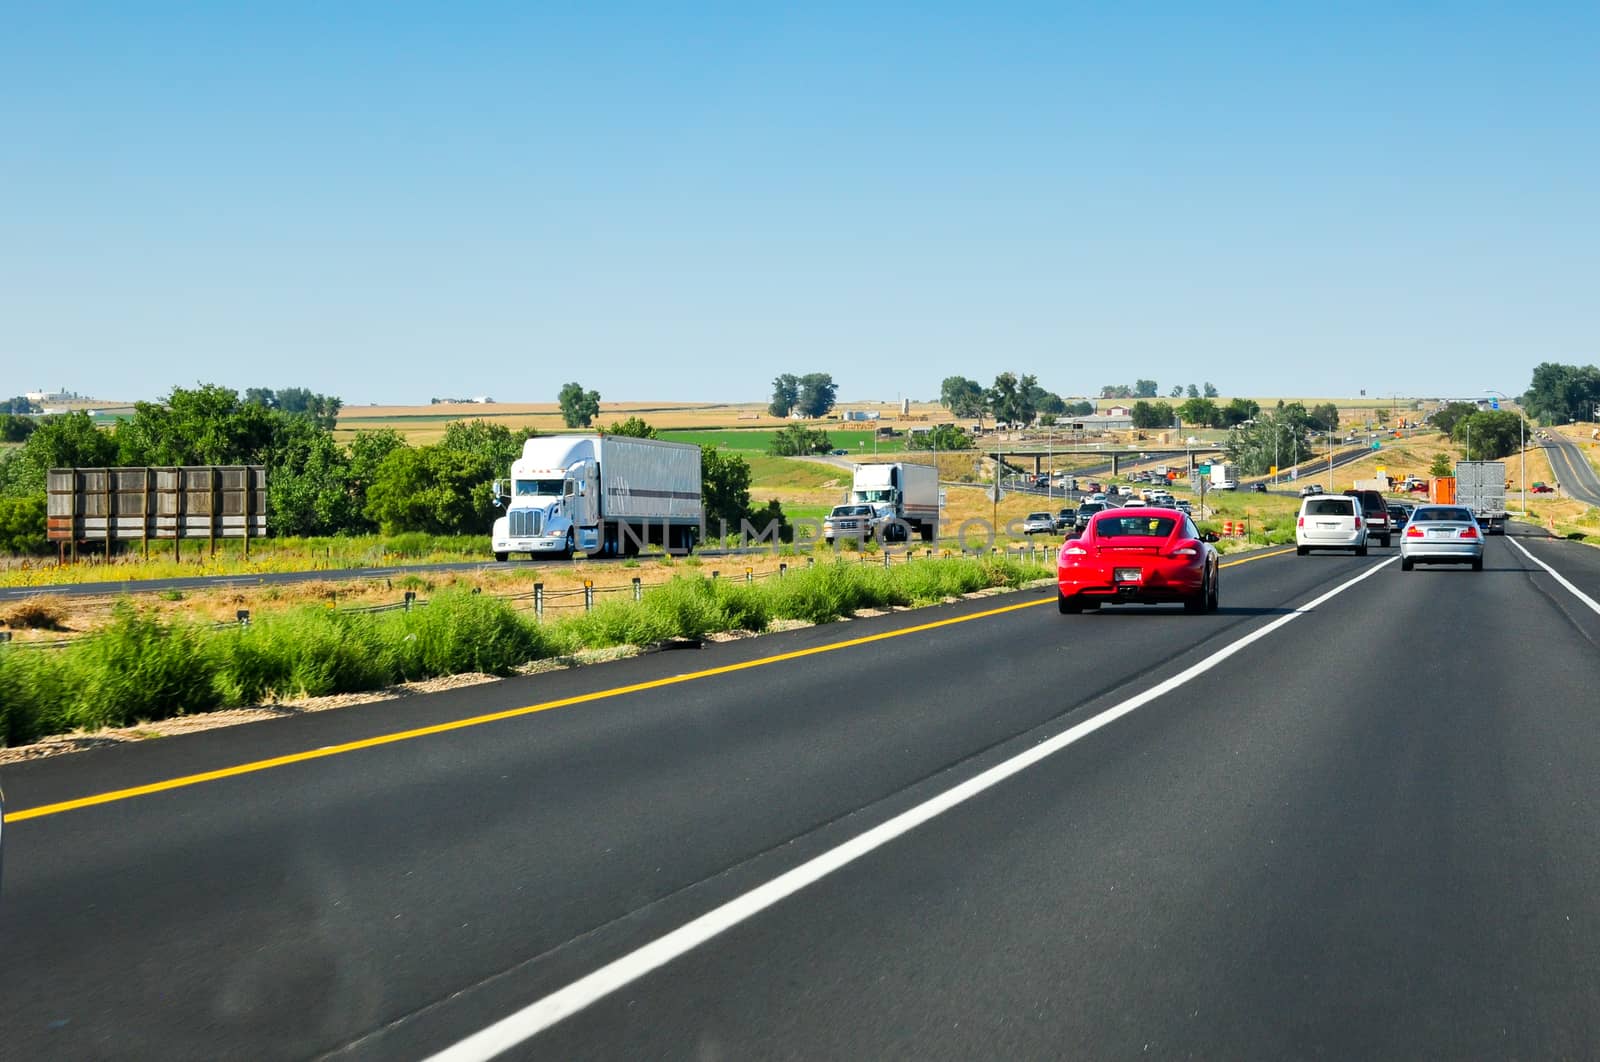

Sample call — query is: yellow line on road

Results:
[5,596,1050,824]
[1221,547,1295,568]
[7,550,1300,825]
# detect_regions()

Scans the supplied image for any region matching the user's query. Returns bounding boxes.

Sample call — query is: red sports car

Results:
[1057,507,1221,614]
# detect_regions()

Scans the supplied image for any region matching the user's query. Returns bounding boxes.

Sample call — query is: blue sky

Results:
[3,3,1596,405]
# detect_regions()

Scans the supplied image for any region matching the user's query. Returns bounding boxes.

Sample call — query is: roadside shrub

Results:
[64,604,221,730]
[391,589,546,678]
[211,606,397,702]
[0,647,71,746]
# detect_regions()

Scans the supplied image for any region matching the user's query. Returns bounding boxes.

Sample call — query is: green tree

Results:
[1452,410,1523,460]
[0,494,48,554]
[986,372,1038,427]
[940,376,986,419]
[907,424,974,450]
[796,373,838,418]
[1429,453,1454,477]
[1065,400,1096,416]
[0,395,38,415]
[114,383,277,466]
[1187,384,1200,399]
[1308,402,1341,432]
[1220,397,1260,427]
[1203,382,1219,399]
[701,446,753,529]
[604,416,657,438]
[0,411,118,498]
[1169,384,1184,398]
[1224,411,1311,475]
[769,375,799,417]
[365,446,492,535]
[1177,398,1220,428]
[0,413,38,443]
[1134,379,1159,398]
[1101,384,1133,399]
[263,419,359,536]
[1131,401,1175,429]
[1523,362,1600,425]
[769,424,833,456]
[1431,402,1478,436]
[557,382,601,428]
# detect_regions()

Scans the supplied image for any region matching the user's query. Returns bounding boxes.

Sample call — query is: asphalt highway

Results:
[1542,433,1600,506]
[6,527,1600,1058]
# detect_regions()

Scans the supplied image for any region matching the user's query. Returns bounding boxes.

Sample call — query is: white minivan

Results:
[1296,494,1368,556]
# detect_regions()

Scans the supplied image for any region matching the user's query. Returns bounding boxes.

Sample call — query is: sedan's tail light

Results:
[1459,526,1479,539]
[1406,526,1425,537]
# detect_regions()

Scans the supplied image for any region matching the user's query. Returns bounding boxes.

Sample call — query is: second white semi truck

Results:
[849,461,940,541]
[492,435,703,559]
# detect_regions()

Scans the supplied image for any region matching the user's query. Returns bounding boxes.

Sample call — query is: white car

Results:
[1296,494,1368,555]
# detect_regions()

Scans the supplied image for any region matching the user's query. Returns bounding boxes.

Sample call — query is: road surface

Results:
[1541,433,1600,507]
[6,526,1600,1058]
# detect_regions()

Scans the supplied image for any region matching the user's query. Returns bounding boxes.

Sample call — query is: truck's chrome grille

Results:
[509,510,542,537]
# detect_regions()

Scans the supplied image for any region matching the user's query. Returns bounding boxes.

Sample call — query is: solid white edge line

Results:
[1507,536,1600,618]
[426,556,1398,1062]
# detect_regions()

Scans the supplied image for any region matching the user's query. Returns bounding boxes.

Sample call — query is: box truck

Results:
[492,435,703,559]
[1208,463,1238,491]
[1454,460,1507,534]
[849,461,940,541]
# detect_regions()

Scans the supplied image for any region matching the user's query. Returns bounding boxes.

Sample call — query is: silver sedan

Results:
[1399,505,1485,571]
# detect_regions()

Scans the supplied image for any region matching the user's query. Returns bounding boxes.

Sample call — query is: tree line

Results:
[0,385,768,555]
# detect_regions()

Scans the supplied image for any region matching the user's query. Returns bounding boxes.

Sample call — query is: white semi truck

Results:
[849,461,940,541]
[492,435,703,559]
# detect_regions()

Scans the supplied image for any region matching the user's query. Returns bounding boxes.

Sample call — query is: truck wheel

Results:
[561,531,574,560]
[494,551,508,563]
[920,524,935,543]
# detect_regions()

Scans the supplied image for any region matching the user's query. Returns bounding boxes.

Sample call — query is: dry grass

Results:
[2,595,71,631]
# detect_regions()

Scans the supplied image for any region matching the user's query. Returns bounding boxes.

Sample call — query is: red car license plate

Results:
[1114,567,1142,583]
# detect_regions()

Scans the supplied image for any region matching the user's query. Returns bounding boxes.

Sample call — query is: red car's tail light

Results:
[1063,544,1088,556]
[1170,546,1198,557]
[1406,526,1425,537]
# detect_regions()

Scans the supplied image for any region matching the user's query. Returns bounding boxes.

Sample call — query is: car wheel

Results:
[1401,557,1414,571]
[1296,546,1308,556]
[1472,557,1484,571]
[1356,545,1368,556]
[1380,535,1392,547]
[1183,579,1207,614]
[1058,590,1081,614]
[1206,568,1219,611]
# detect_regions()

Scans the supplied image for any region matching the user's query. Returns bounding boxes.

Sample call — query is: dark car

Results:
[1250,482,1269,493]
[1343,489,1393,546]
[1387,502,1414,530]
[1054,507,1076,531]
[1073,500,1108,531]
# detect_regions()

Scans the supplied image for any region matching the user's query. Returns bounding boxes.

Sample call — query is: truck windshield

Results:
[514,479,563,497]
[856,488,894,502]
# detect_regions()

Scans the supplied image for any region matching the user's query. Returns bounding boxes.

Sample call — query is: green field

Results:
[659,429,907,454]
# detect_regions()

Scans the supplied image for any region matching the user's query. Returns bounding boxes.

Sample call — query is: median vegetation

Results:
[0,555,1042,747]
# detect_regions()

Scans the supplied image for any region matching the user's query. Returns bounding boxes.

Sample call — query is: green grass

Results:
[660,429,907,454]
[742,454,849,490]
[0,533,493,588]
[0,556,1045,747]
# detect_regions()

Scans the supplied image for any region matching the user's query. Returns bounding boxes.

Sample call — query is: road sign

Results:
[1198,463,1212,475]
[1371,441,1382,450]
[1269,465,1278,475]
